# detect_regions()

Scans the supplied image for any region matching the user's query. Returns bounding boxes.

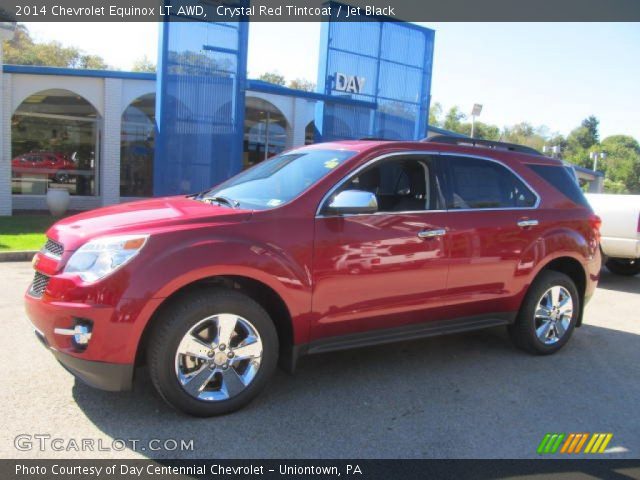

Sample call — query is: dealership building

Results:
[0,7,443,215]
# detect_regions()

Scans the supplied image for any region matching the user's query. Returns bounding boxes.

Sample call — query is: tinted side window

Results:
[341,157,444,212]
[527,164,590,208]
[445,157,537,209]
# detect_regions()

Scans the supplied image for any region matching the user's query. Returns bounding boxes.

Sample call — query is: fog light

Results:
[54,320,93,349]
[72,324,92,345]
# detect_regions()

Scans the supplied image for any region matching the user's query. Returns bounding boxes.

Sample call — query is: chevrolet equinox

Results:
[26,136,601,416]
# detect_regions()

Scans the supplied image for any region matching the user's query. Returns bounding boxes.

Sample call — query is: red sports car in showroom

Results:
[12,151,75,183]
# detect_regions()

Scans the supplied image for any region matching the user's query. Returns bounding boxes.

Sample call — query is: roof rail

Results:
[358,137,395,141]
[421,134,542,156]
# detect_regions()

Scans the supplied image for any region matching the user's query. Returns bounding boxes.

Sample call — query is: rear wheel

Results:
[147,289,278,416]
[606,257,640,276]
[509,271,579,355]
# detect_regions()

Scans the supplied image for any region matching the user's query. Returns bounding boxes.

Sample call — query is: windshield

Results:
[199,149,355,210]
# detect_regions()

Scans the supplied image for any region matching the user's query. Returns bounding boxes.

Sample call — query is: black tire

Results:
[606,258,640,276]
[147,288,278,417]
[54,172,69,183]
[508,270,580,355]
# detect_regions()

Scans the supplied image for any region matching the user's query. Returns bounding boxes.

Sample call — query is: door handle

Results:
[418,228,447,239]
[517,219,539,228]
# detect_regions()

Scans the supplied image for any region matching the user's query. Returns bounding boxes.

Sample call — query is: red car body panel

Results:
[25,140,601,382]
[312,211,450,339]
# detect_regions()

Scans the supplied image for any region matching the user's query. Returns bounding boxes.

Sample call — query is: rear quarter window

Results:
[445,156,537,209]
[527,164,591,208]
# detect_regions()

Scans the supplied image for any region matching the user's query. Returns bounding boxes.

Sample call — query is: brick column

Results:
[0,65,12,215]
[100,78,122,206]
[291,98,312,148]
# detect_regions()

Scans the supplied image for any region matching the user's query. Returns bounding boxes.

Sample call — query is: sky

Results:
[25,21,640,139]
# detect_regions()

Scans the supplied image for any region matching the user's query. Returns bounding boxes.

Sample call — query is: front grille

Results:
[43,238,64,258]
[29,272,50,298]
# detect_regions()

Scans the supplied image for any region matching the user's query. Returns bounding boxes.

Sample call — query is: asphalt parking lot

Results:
[1,261,638,460]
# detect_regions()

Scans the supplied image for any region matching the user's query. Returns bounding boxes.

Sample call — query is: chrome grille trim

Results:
[29,272,50,298]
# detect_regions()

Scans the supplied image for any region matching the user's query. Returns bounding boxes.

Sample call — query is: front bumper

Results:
[34,328,133,391]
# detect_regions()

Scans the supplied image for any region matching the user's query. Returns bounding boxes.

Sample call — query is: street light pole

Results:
[470,104,482,138]
[590,151,606,171]
[543,145,561,159]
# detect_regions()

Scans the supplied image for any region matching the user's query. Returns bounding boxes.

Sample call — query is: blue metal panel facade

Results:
[316,7,435,141]
[154,13,248,196]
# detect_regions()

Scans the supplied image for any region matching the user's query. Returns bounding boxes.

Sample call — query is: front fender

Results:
[112,226,313,363]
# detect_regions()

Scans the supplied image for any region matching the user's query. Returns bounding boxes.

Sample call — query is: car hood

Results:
[47,196,252,251]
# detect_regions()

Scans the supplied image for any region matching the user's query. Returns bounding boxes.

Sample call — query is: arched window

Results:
[244,97,288,169]
[121,94,155,197]
[305,121,315,145]
[11,89,99,196]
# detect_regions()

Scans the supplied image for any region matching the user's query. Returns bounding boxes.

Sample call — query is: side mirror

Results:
[326,190,378,215]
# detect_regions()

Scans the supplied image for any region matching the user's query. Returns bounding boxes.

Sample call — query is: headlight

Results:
[64,235,149,283]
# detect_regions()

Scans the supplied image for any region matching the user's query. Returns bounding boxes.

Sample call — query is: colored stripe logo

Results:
[538,433,613,454]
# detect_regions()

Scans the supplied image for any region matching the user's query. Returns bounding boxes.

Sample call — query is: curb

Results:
[0,250,38,262]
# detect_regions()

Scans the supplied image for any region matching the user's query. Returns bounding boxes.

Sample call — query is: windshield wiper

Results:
[202,196,240,209]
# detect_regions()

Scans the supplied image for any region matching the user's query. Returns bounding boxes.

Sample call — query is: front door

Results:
[311,154,450,340]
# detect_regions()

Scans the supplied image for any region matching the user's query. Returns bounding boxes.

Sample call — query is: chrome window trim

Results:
[315,151,541,218]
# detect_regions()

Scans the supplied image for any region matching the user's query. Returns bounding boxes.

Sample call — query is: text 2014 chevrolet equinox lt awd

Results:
[26,136,601,416]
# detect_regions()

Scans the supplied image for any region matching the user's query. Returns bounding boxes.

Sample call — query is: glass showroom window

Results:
[244,97,288,170]
[121,94,155,197]
[11,89,99,196]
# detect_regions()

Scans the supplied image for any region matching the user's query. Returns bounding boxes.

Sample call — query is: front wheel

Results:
[147,289,279,417]
[54,172,69,183]
[606,257,640,276]
[509,271,580,355]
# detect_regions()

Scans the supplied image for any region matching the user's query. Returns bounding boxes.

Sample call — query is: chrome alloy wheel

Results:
[174,314,263,401]
[534,286,573,345]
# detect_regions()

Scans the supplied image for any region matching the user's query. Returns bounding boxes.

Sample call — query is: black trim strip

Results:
[306,312,515,355]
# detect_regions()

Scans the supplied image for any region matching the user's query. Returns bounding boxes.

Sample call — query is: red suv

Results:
[26,136,601,416]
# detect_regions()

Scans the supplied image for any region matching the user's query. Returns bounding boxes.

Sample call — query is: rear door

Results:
[438,154,541,318]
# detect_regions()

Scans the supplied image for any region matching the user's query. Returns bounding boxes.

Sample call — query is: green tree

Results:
[288,78,315,92]
[564,116,601,167]
[132,55,156,73]
[581,116,600,145]
[600,135,640,193]
[501,122,548,151]
[430,104,500,140]
[443,106,466,132]
[470,122,501,141]
[258,71,286,86]
[603,178,629,194]
[3,24,109,69]
[429,102,442,127]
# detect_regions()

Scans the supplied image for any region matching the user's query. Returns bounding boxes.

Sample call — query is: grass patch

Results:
[0,215,58,251]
